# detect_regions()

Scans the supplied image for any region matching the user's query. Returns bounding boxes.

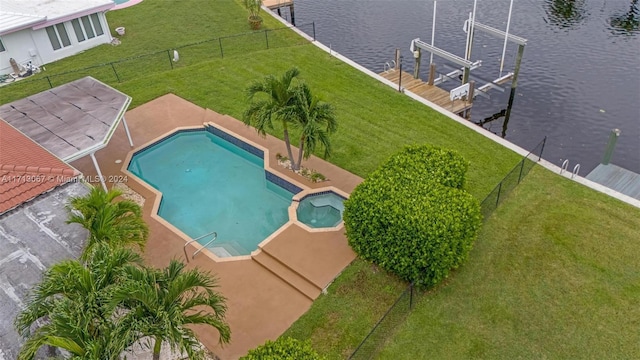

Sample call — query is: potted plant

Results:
[244,0,263,30]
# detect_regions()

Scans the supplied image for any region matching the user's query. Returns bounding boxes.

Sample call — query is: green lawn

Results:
[376,166,640,359]
[2,1,638,359]
[285,166,640,359]
[282,260,407,359]
[0,0,306,102]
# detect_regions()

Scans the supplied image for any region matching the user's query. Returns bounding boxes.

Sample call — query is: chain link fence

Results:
[348,283,416,360]
[0,23,316,103]
[480,137,546,220]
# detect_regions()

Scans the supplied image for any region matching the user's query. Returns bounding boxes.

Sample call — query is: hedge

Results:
[241,337,324,360]
[343,145,482,286]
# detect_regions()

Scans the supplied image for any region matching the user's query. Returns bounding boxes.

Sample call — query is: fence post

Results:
[167,50,174,70]
[46,76,52,88]
[538,136,547,161]
[218,38,224,58]
[517,159,525,184]
[110,63,121,82]
[313,22,316,41]
[495,182,502,207]
[265,29,269,49]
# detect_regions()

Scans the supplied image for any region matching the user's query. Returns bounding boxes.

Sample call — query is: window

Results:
[72,14,104,42]
[71,19,85,42]
[46,24,71,50]
[0,38,5,52]
[91,14,104,36]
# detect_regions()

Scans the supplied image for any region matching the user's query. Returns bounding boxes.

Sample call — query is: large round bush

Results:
[343,145,482,286]
[241,337,324,360]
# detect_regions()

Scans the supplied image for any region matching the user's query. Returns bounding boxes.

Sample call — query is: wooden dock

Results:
[586,163,640,200]
[262,0,293,10]
[379,70,472,115]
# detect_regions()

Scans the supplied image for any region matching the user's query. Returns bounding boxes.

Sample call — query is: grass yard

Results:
[377,166,640,359]
[1,1,638,359]
[286,166,640,359]
[0,0,307,102]
[282,260,407,359]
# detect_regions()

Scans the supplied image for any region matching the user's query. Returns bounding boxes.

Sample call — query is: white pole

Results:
[468,0,477,61]
[430,1,437,65]
[121,116,134,147]
[500,0,514,77]
[90,152,107,191]
[464,12,472,60]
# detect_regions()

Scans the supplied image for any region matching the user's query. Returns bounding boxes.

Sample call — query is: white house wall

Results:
[0,12,112,75]
[0,30,39,74]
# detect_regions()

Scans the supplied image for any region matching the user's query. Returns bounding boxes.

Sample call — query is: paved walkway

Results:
[70,94,360,359]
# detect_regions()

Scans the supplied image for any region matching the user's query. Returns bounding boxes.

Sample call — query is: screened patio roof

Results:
[0,76,134,189]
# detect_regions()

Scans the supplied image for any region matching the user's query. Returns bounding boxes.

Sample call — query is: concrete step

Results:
[252,250,322,300]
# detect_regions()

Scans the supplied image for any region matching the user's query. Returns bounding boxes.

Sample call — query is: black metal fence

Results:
[349,283,416,360]
[0,22,315,102]
[480,137,546,220]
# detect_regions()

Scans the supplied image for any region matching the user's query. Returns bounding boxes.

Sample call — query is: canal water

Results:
[286,0,640,174]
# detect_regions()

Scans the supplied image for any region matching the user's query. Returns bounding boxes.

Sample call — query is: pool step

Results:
[209,241,249,258]
[253,250,322,300]
[308,194,345,212]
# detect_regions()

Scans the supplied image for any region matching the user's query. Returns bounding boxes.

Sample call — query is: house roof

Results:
[0,121,79,214]
[0,181,88,359]
[0,76,131,163]
[0,0,114,35]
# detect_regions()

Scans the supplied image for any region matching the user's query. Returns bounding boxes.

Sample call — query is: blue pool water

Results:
[128,130,294,256]
[297,192,345,228]
[113,0,128,4]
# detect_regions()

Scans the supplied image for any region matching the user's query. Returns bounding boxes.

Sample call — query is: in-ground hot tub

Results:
[296,191,345,228]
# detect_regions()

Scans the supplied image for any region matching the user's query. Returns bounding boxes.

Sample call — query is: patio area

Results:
[70,94,361,359]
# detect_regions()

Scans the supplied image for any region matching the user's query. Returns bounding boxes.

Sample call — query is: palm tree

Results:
[15,244,143,359]
[112,260,231,360]
[243,67,301,168]
[67,186,148,259]
[17,300,136,360]
[287,83,337,170]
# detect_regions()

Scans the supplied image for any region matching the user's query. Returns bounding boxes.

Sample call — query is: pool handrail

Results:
[183,231,217,262]
[192,233,219,260]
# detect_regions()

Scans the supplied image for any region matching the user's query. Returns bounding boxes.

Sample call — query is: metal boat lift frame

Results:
[409,0,528,103]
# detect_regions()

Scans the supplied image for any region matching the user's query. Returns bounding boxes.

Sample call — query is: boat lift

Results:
[409,0,527,104]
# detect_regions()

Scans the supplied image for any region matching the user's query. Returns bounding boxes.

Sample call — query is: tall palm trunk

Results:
[283,125,297,170]
[153,336,162,360]
[295,137,305,171]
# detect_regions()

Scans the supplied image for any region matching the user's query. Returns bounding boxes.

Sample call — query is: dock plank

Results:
[586,164,640,200]
[263,0,293,9]
[379,70,471,115]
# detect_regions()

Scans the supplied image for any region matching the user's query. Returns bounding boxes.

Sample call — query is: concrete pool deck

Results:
[70,94,360,359]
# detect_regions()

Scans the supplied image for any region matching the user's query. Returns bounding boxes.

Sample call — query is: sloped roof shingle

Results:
[0,121,78,214]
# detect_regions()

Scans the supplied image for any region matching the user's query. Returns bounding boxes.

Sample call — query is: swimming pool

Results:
[128,128,300,256]
[112,0,143,10]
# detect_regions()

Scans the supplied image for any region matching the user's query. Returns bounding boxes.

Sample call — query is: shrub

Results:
[379,145,469,190]
[343,145,482,287]
[241,337,324,360]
